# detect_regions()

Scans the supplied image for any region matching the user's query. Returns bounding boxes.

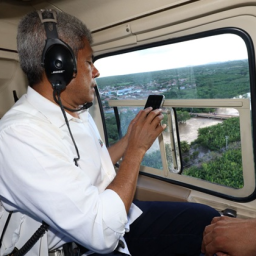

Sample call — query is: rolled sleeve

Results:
[101,189,127,234]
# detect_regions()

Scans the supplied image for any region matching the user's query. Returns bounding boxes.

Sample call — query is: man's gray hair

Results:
[17,10,92,86]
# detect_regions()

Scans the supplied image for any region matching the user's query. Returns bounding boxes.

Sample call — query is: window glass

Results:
[95,33,250,190]
[111,106,181,173]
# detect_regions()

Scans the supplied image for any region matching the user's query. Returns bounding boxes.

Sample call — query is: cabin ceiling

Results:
[0,0,194,32]
[1,0,255,52]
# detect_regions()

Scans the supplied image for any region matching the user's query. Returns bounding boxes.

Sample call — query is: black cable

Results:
[0,211,49,256]
[12,91,19,103]
[53,92,92,112]
[12,222,49,256]
[0,211,12,249]
[53,90,80,166]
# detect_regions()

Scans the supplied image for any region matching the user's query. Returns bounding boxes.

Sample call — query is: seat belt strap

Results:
[0,211,12,249]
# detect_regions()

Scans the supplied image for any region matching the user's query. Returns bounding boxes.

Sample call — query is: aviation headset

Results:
[37,9,77,92]
[37,9,93,167]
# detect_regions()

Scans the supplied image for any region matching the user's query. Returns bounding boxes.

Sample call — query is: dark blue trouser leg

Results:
[93,200,220,256]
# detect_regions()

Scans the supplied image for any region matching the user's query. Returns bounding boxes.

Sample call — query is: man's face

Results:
[62,38,100,108]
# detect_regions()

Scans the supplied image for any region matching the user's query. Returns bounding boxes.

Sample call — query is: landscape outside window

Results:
[95,33,249,189]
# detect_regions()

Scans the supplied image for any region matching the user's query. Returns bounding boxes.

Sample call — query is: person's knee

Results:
[189,203,220,223]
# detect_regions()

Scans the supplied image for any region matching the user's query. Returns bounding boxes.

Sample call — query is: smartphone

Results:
[144,95,165,110]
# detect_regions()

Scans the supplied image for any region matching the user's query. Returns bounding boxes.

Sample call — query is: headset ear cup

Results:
[44,44,75,91]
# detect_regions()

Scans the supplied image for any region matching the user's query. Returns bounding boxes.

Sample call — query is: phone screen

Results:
[144,95,165,110]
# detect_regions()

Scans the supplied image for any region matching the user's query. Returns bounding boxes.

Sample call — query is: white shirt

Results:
[0,87,142,255]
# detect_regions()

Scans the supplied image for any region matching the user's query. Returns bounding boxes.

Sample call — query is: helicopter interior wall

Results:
[1,0,256,217]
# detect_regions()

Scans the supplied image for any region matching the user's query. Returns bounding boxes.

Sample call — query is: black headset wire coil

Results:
[0,211,49,256]
[12,222,49,256]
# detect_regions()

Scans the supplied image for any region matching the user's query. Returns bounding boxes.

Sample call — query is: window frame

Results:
[94,27,256,202]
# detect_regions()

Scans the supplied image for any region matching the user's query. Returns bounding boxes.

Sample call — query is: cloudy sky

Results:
[95,33,248,77]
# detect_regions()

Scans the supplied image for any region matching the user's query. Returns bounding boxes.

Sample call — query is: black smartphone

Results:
[144,95,165,110]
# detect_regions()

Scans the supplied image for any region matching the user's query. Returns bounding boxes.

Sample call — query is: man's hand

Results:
[125,107,166,155]
[202,216,256,256]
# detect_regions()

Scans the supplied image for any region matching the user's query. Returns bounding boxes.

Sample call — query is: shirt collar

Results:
[26,87,89,127]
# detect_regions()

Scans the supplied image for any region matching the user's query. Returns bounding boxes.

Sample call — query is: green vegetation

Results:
[193,117,240,151]
[183,149,243,188]
[176,110,190,123]
[180,141,190,153]
[105,113,118,145]
[142,151,162,169]
[182,117,243,188]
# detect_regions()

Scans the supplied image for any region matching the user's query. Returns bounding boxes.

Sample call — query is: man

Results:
[202,216,256,256]
[0,9,219,256]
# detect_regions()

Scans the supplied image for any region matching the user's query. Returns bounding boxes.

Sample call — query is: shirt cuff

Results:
[125,203,143,232]
[100,189,128,234]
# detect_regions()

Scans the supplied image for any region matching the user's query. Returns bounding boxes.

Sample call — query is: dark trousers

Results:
[93,200,220,256]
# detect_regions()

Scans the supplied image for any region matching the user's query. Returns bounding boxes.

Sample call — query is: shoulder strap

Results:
[0,211,12,249]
